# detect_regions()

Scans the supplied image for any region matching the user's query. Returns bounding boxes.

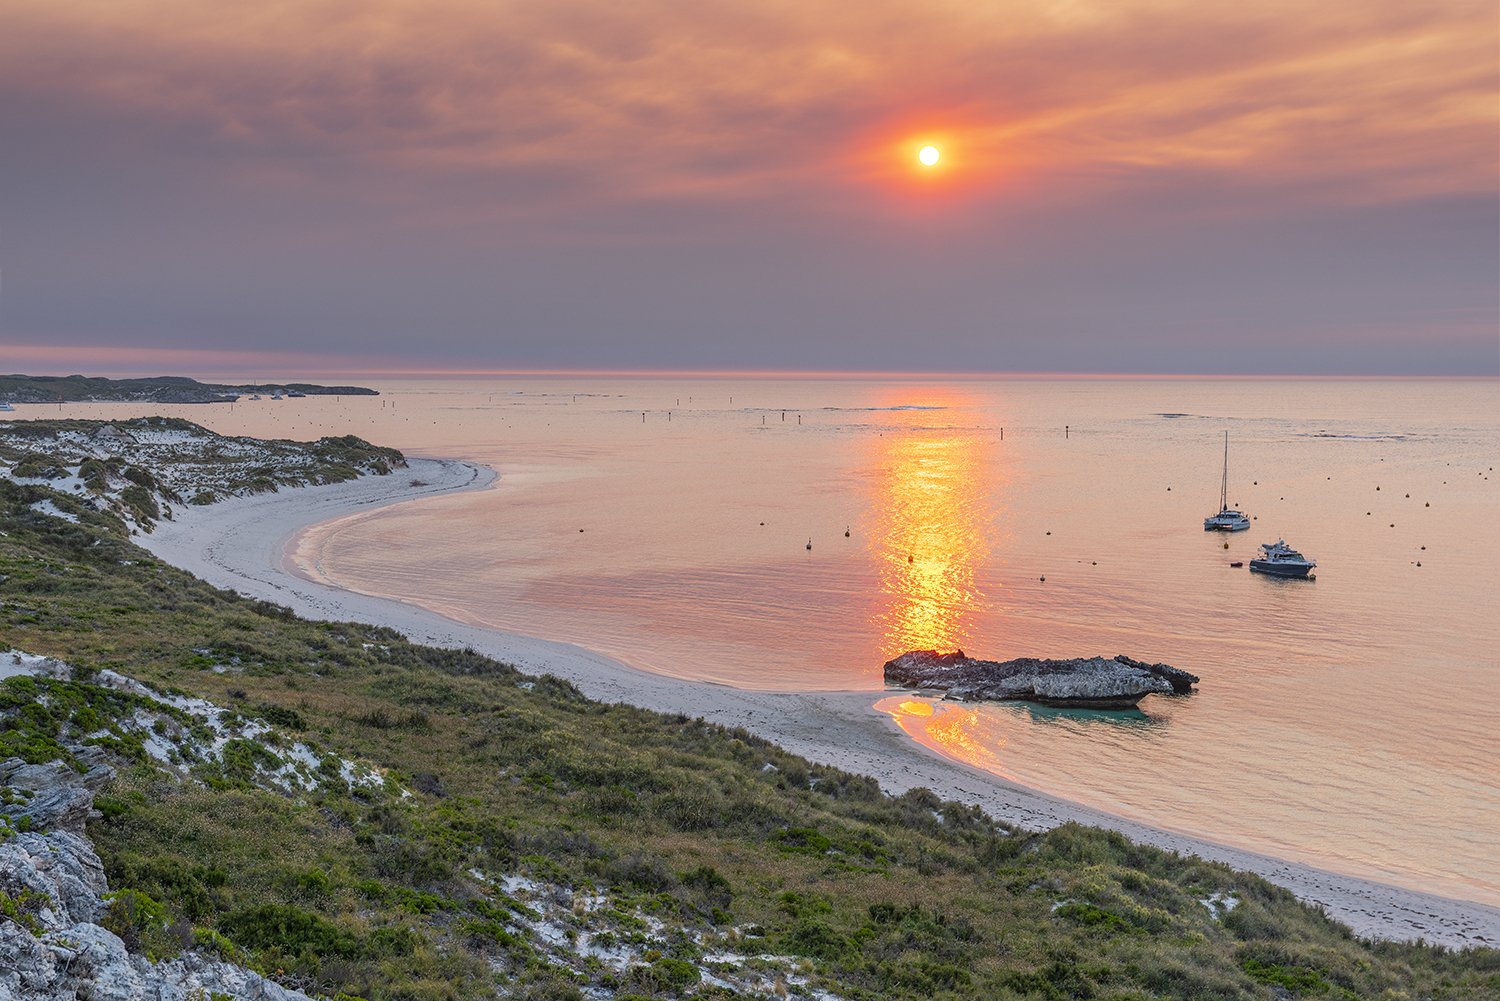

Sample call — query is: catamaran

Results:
[1203,431,1251,531]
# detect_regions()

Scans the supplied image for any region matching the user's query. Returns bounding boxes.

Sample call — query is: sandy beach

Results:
[137,456,1500,950]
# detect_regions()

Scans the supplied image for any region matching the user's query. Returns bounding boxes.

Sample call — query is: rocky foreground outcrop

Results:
[884,651,1199,708]
[0,756,312,1001]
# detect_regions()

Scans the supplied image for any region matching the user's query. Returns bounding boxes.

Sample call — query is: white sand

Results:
[138,456,1500,949]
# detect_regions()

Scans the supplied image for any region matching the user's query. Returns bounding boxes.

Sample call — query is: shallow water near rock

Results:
[41,376,1500,908]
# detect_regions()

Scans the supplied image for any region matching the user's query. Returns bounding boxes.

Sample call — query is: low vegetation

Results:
[0,417,403,530]
[2,466,1497,1000]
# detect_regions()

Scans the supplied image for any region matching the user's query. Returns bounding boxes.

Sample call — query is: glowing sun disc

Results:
[918,145,940,166]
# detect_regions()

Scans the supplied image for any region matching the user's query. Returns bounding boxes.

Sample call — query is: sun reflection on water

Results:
[876,696,1014,778]
[868,416,998,658]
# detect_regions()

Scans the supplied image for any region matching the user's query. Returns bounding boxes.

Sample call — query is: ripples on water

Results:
[50,377,1500,904]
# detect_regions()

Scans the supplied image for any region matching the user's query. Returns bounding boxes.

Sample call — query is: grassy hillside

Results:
[1,474,1495,1000]
[0,417,404,530]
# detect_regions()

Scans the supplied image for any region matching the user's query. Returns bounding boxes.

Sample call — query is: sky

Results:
[1,0,1496,377]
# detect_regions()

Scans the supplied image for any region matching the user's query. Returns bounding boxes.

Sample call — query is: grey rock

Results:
[2,757,115,835]
[884,650,1199,708]
[0,830,107,927]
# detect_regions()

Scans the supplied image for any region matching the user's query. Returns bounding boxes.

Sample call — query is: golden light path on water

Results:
[874,697,1015,781]
[868,404,994,657]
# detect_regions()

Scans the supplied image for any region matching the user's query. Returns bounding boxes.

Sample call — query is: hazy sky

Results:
[1,0,1496,376]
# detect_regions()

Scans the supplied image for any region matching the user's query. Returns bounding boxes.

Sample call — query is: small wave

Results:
[736,405,947,414]
[1299,432,1409,441]
[818,405,948,412]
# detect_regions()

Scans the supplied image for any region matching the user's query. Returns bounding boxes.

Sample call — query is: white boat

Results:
[271,391,284,400]
[1203,431,1251,531]
[249,394,262,401]
[1249,539,1316,578]
[0,402,15,412]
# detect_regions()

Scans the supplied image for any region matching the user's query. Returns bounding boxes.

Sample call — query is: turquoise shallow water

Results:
[49,376,1500,904]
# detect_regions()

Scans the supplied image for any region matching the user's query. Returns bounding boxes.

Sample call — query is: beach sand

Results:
[138,456,1500,949]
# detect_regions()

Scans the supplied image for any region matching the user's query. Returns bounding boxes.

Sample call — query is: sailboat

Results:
[1203,431,1251,531]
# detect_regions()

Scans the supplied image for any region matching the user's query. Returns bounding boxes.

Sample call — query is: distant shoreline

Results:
[137,456,1500,949]
[0,373,378,405]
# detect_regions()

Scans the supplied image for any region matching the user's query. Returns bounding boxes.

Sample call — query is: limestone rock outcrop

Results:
[884,650,1199,708]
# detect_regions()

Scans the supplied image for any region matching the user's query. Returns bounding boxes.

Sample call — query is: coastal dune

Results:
[139,456,1500,950]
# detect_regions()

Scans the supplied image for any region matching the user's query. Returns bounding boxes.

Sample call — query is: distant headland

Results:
[0,374,378,404]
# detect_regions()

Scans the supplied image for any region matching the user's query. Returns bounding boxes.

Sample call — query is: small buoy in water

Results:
[806,539,812,551]
[1223,542,1229,549]
[1416,561,1422,567]
[760,522,765,526]
[1045,531,1051,536]
[1405,493,1409,498]
[1421,545,1426,550]
[1254,481,1258,485]
[1425,502,1429,507]
[1376,486,1380,491]
[1091,561,1097,566]
[1230,561,1243,568]
[579,528,585,533]
[1039,576,1045,582]
[1167,487,1171,491]
[1390,523,1395,528]
[845,527,851,538]
[908,555,914,563]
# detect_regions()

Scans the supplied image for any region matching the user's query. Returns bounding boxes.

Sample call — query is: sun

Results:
[918,145,941,167]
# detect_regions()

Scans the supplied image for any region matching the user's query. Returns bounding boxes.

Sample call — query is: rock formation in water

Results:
[883,650,1199,708]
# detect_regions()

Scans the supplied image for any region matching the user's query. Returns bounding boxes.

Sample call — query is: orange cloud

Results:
[1,0,1491,219]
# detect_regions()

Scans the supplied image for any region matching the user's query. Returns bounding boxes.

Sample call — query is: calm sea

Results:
[53,376,1500,904]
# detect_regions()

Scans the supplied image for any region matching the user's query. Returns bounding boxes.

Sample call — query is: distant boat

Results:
[1250,539,1316,578]
[0,402,14,412]
[1203,431,1251,531]
[286,389,306,398]
[271,390,284,400]
[249,394,262,401]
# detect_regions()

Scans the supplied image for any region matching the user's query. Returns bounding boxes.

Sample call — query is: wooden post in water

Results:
[1065,425,1069,439]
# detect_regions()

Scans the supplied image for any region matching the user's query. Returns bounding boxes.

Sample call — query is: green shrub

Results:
[219,903,360,960]
[102,889,178,960]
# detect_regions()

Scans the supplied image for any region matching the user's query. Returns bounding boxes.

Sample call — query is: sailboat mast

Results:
[1220,431,1229,511]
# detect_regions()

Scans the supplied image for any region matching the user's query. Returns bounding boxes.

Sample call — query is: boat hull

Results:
[1204,520,1250,532]
[1249,560,1313,578]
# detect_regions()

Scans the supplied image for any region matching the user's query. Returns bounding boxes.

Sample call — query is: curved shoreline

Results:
[137,457,1500,949]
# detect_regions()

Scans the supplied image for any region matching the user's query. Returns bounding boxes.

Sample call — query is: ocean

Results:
[51,375,1500,905]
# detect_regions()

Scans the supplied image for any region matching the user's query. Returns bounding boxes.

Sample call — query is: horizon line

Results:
[6,366,1498,383]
